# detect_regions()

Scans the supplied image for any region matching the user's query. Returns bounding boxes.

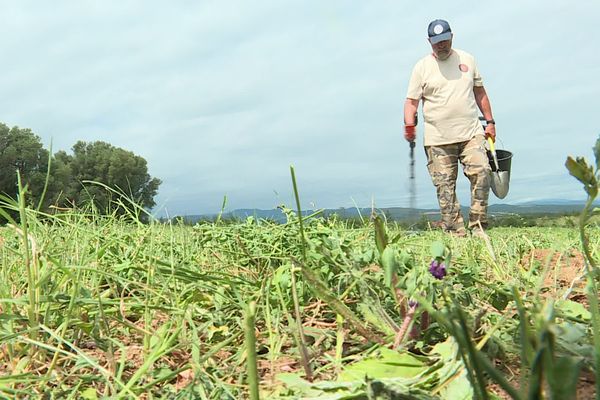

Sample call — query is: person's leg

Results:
[459,135,492,230]
[425,144,466,234]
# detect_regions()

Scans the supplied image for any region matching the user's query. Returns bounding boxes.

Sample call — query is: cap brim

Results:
[429,32,452,44]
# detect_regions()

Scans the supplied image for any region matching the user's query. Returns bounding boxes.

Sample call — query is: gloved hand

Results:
[404,125,416,142]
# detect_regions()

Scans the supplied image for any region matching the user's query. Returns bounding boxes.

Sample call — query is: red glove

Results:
[404,125,416,142]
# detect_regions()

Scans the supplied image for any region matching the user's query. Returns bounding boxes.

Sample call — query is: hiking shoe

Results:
[448,229,467,238]
[471,227,489,240]
[430,220,466,236]
[429,220,444,230]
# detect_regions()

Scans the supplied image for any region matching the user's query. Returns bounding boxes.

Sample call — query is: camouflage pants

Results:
[425,135,491,232]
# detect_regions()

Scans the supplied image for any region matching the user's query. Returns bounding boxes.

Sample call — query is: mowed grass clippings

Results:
[0,206,597,398]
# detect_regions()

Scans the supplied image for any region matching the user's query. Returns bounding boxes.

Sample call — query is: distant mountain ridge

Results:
[513,199,589,206]
[178,201,594,224]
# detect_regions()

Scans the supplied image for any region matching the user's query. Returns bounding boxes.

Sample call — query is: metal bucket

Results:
[487,149,512,199]
[488,149,512,173]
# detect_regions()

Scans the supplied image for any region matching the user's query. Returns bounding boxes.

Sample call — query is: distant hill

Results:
[514,199,587,206]
[487,203,589,215]
[176,201,594,224]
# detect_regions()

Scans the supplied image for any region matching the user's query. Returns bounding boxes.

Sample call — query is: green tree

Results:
[0,123,65,210]
[57,141,161,213]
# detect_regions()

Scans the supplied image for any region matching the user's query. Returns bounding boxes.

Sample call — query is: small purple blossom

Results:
[429,259,447,280]
[408,299,419,308]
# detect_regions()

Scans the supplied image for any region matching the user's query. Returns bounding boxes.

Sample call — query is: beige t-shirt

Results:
[406,48,484,146]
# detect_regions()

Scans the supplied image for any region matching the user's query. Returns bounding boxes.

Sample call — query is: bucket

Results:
[487,149,512,173]
[487,148,513,199]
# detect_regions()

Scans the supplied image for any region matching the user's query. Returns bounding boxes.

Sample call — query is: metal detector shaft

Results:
[409,141,415,179]
[409,140,416,211]
[408,112,418,212]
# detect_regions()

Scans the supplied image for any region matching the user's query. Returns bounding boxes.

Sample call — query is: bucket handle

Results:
[493,137,507,151]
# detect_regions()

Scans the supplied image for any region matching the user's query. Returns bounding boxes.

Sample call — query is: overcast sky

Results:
[1,1,598,216]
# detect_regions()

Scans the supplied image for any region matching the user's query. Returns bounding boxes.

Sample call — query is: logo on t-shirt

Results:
[459,64,469,72]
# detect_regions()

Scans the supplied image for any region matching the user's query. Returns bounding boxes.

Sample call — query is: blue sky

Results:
[0,1,598,216]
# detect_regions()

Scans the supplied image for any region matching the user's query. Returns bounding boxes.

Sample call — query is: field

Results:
[0,200,598,399]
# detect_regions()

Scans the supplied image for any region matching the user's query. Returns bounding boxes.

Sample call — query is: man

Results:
[404,19,496,237]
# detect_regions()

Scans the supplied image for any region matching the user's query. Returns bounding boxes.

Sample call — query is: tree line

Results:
[0,123,161,216]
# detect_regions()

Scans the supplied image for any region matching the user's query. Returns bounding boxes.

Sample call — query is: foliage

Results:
[55,141,161,213]
[565,134,600,397]
[0,123,65,211]
[0,195,597,398]
[0,122,161,217]
[1,141,600,398]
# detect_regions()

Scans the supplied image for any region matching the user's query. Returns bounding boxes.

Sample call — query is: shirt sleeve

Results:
[472,57,484,87]
[406,62,423,100]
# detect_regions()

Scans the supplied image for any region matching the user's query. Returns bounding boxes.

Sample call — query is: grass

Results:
[0,196,597,398]
[0,138,595,400]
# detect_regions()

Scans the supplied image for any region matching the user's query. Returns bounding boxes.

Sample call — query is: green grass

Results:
[0,201,597,399]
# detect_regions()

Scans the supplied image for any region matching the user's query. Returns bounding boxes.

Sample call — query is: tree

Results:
[58,141,161,213]
[0,123,162,217]
[0,123,61,209]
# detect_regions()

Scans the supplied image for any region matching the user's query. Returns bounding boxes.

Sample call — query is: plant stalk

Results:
[245,301,260,400]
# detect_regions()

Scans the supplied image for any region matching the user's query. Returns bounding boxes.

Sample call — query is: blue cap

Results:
[428,19,452,44]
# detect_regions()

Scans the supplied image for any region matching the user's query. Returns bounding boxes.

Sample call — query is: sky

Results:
[0,1,598,217]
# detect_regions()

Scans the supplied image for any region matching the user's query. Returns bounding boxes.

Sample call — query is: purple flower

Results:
[429,259,446,280]
[408,299,419,308]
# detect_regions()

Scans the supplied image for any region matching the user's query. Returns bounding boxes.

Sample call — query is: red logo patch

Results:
[459,64,469,72]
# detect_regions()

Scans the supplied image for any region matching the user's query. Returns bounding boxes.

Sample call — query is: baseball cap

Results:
[428,19,452,44]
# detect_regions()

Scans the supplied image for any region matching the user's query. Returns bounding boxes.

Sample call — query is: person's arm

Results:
[473,86,496,141]
[403,98,419,142]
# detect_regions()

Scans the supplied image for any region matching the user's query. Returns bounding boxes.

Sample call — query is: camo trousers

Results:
[425,135,491,232]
